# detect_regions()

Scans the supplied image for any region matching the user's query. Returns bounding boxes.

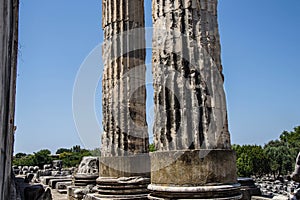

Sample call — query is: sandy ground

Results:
[51,189,68,200]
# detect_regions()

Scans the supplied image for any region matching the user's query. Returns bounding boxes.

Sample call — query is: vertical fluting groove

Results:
[180,8,189,150]
[114,21,119,155]
[125,22,130,153]
[111,22,116,155]
[185,7,194,149]
[119,20,124,155]
[202,0,210,148]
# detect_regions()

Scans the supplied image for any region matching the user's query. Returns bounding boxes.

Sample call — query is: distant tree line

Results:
[56,145,92,168]
[233,126,300,178]
[13,145,100,168]
[14,149,53,168]
[14,126,299,176]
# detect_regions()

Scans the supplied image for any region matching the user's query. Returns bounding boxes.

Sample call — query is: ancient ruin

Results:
[148,0,241,199]
[68,157,99,200]
[88,0,151,199]
[1,0,281,199]
[74,157,99,186]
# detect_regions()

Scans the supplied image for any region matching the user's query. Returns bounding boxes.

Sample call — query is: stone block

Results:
[148,149,240,199]
[56,181,72,190]
[238,178,262,200]
[99,154,150,177]
[49,178,72,189]
[150,149,237,186]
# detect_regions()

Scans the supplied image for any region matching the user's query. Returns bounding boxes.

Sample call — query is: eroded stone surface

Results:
[73,157,99,188]
[152,0,231,151]
[150,150,237,186]
[101,0,149,157]
[149,0,239,199]
[99,154,150,177]
[77,157,99,175]
[0,0,19,199]
[98,1,150,199]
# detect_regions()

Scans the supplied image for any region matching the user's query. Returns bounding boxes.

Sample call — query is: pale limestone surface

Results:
[77,157,99,175]
[101,0,149,157]
[149,0,240,199]
[98,1,150,199]
[152,0,231,151]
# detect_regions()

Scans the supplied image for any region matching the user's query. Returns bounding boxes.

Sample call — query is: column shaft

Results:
[149,0,240,199]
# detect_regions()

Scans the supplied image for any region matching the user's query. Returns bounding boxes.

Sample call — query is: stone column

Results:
[149,0,241,199]
[91,0,150,199]
[0,0,19,199]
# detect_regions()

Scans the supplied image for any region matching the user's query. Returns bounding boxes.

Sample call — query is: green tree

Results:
[13,154,35,166]
[264,141,293,178]
[233,126,300,178]
[33,149,53,168]
[71,145,81,153]
[233,144,269,177]
[13,146,96,168]
[58,147,92,168]
[56,148,72,154]
[15,153,27,158]
[279,126,300,165]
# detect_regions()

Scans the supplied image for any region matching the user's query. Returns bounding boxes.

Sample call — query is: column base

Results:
[74,174,98,186]
[95,154,150,199]
[93,177,150,200]
[149,150,241,199]
[148,184,242,199]
[85,193,148,200]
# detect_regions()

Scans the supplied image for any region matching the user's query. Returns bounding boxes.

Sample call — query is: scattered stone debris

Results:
[249,176,299,200]
[67,157,99,200]
[14,159,74,200]
[14,157,100,200]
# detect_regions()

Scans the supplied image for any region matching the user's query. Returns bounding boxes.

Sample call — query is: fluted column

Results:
[91,0,150,199]
[101,0,148,157]
[149,0,241,199]
[0,0,19,199]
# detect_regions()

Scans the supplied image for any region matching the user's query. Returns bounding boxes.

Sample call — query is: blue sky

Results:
[15,0,300,154]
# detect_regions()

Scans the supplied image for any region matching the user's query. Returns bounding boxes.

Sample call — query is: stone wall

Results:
[0,0,19,199]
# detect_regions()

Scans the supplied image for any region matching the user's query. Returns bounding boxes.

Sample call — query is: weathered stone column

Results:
[0,0,19,199]
[90,0,150,199]
[149,0,241,199]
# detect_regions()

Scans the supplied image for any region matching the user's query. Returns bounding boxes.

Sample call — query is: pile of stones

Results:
[14,159,75,199]
[254,176,299,199]
[13,156,101,200]
[13,165,39,175]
